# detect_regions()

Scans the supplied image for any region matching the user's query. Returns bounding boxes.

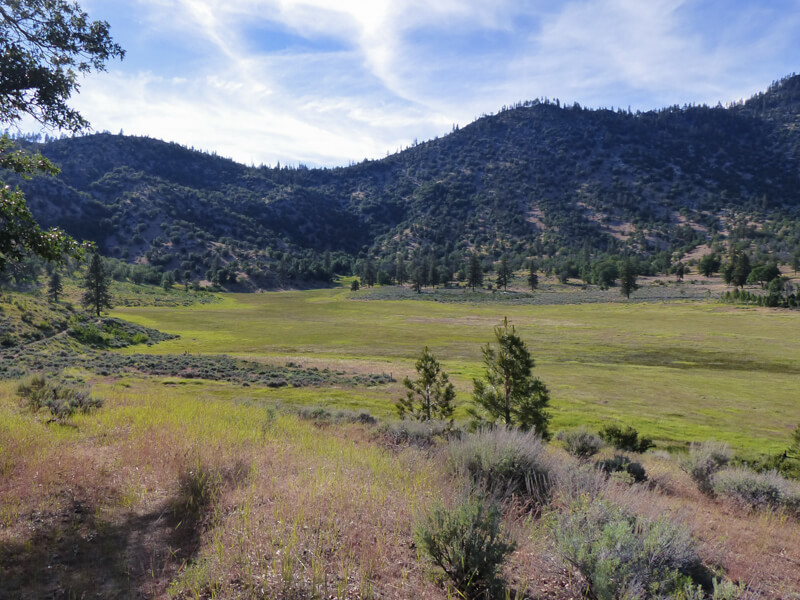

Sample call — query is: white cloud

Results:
[63,0,800,166]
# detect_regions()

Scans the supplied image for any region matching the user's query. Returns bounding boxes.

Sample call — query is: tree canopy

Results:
[0,0,123,271]
[0,0,124,131]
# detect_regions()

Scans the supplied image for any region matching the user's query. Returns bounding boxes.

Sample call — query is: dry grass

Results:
[2,381,800,599]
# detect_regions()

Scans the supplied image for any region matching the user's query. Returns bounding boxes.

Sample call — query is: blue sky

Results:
[58,0,800,167]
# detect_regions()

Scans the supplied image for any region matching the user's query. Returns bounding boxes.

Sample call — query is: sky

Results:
[45,0,800,167]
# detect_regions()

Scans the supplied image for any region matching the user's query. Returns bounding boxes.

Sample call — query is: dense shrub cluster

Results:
[721,287,799,309]
[15,375,102,421]
[552,497,701,600]
[713,468,800,517]
[447,428,554,504]
[599,424,654,453]
[295,405,377,426]
[68,317,177,348]
[1,348,393,388]
[378,419,458,448]
[596,454,648,483]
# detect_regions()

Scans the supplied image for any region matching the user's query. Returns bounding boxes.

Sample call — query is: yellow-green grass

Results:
[0,380,451,598]
[109,288,800,456]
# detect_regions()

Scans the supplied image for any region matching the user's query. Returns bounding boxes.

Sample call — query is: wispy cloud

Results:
[67,0,800,166]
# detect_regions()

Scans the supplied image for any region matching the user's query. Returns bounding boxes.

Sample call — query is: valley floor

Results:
[2,283,800,598]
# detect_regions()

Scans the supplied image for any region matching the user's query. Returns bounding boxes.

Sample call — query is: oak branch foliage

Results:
[396,346,456,422]
[469,318,551,439]
[0,0,123,271]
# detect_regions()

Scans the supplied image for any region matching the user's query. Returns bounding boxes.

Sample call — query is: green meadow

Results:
[111,287,800,456]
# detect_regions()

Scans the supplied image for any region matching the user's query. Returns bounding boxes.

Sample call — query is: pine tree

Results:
[496,256,512,290]
[619,259,638,299]
[468,253,483,291]
[82,254,112,316]
[427,256,439,288]
[674,262,686,282]
[395,255,407,284]
[363,259,377,287]
[469,318,551,438]
[411,261,425,293]
[396,347,456,422]
[47,270,63,303]
[527,261,539,292]
[0,1,123,271]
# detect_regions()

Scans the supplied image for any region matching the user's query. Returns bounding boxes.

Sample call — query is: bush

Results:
[296,406,376,426]
[599,424,654,453]
[379,419,457,448]
[552,497,700,600]
[68,323,109,347]
[712,467,800,516]
[16,375,102,421]
[552,462,608,504]
[448,427,554,503]
[414,497,515,600]
[557,428,604,458]
[596,454,647,483]
[680,441,731,494]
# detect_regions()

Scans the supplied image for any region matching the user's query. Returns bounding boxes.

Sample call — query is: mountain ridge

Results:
[7,73,800,287]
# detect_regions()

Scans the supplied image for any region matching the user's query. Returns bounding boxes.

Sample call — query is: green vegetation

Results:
[0,0,123,270]
[447,428,555,503]
[470,318,551,438]
[414,498,515,599]
[396,346,456,422]
[81,253,113,316]
[552,497,700,600]
[99,288,800,456]
[599,424,654,453]
[557,427,604,459]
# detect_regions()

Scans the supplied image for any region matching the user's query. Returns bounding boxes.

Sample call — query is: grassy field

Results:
[4,284,800,599]
[109,286,800,456]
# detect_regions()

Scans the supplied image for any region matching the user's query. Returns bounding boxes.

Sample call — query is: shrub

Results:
[448,427,554,503]
[296,406,376,426]
[414,497,515,600]
[16,375,102,420]
[552,497,700,600]
[599,424,654,453]
[68,323,109,347]
[379,419,457,448]
[552,462,608,504]
[557,428,604,458]
[596,454,647,483]
[680,441,732,494]
[712,467,800,516]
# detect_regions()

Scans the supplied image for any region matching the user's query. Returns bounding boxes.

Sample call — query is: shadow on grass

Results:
[0,493,208,600]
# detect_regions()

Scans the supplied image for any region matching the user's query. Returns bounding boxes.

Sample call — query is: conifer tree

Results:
[0,1,123,271]
[496,256,512,290]
[396,347,456,422]
[619,259,638,299]
[468,253,483,291]
[82,254,112,316]
[528,261,539,292]
[469,318,550,439]
[47,270,63,303]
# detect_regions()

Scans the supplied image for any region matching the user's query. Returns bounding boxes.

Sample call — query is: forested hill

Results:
[9,73,800,288]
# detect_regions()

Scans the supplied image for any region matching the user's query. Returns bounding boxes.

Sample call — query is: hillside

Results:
[8,74,800,288]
